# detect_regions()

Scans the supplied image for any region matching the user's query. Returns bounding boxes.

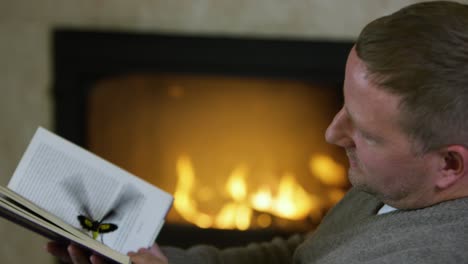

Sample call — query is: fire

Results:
[309,154,347,187]
[272,173,319,220]
[173,154,346,230]
[251,186,272,211]
[225,165,248,201]
[215,203,252,230]
[173,156,214,228]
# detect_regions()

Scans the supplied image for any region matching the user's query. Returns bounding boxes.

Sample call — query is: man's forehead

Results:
[344,54,403,128]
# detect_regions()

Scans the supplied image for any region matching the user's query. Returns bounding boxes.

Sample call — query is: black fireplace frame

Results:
[52,28,353,248]
[53,29,352,145]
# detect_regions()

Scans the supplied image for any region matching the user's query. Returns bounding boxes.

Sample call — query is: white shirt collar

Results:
[377,204,398,215]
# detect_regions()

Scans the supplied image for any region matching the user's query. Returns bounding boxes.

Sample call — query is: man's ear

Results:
[435,145,468,190]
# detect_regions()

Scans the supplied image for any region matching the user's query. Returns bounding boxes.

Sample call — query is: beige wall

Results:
[1,0,464,263]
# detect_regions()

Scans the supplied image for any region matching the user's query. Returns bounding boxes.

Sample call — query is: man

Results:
[47,1,468,263]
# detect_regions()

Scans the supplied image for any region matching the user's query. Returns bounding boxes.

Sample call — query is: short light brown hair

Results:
[355,1,468,153]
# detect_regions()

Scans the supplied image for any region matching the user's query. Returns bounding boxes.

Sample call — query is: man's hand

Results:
[46,241,168,264]
[128,244,169,264]
[46,242,106,264]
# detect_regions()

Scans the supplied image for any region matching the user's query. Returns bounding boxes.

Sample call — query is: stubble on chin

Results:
[348,168,370,192]
[345,150,364,187]
[345,155,378,197]
[349,167,409,206]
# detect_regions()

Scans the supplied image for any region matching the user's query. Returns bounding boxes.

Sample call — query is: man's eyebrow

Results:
[344,106,359,128]
[344,106,378,138]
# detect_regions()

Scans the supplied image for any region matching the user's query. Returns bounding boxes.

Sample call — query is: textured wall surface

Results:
[0,0,464,263]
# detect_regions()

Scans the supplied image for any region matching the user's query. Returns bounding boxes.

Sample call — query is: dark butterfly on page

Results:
[60,175,139,244]
[77,210,118,240]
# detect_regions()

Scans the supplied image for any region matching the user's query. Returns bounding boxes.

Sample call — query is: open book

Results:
[0,127,174,264]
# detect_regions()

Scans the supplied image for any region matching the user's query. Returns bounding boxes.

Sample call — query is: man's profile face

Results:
[325,48,437,209]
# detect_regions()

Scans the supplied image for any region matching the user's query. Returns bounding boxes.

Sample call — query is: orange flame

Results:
[173,154,346,230]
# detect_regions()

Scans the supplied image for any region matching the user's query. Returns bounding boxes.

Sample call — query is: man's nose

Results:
[325,108,354,148]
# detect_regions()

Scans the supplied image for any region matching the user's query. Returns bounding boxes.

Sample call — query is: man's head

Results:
[326,1,468,209]
[356,1,468,153]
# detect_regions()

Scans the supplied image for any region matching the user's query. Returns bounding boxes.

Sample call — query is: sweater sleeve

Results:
[161,234,304,264]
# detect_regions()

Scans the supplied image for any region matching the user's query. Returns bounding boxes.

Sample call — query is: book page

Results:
[0,186,130,264]
[8,127,173,254]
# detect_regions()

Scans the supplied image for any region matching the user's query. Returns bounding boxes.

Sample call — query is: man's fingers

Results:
[128,244,169,264]
[90,254,107,264]
[68,244,91,264]
[130,252,167,264]
[149,244,168,261]
[45,241,72,263]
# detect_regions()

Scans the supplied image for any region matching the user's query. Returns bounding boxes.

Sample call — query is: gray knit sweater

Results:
[162,188,468,264]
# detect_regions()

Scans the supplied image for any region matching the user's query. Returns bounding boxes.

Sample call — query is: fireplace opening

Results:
[53,29,353,248]
[88,72,348,230]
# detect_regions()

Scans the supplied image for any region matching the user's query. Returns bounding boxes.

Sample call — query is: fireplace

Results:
[53,29,353,248]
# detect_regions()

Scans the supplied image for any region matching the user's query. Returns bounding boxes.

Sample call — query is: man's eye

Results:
[364,137,378,145]
[359,131,378,144]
